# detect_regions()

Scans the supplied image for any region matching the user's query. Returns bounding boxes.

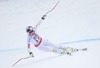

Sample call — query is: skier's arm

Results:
[27,44,31,52]
[33,15,46,30]
[27,44,34,57]
[27,37,34,57]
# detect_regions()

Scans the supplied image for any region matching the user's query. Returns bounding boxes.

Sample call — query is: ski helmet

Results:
[26,26,34,33]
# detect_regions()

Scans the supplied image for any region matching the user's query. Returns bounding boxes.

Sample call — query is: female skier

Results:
[26,15,86,57]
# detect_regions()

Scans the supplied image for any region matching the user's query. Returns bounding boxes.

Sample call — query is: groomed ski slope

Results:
[0,0,100,68]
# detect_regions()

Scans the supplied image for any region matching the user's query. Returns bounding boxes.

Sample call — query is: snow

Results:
[0,0,100,68]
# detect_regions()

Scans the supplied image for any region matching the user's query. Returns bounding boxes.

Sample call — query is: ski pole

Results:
[34,0,61,29]
[45,0,61,15]
[12,56,30,66]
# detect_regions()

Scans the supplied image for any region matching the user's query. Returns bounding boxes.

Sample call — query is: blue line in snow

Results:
[0,48,25,52]
[0,38,100,52]
[59,38,100,45]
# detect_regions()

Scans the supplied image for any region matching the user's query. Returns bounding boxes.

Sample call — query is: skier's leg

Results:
[43,40,59,49]
[37,40,64,54]
[43,40,69,54]
[37,44,63,54]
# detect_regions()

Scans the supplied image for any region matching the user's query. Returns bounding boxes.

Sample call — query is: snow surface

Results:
[0,0,100,68]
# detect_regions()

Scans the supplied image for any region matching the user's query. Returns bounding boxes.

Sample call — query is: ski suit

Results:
[27,31,63,54]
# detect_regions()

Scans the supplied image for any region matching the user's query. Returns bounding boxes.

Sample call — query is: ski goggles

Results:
[28,30,34,33]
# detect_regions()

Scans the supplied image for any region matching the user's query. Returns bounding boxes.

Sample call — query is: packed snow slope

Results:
[0,0,100,68]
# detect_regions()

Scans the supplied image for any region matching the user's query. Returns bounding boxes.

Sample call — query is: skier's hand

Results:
[41,15,46,20]
[29,52,34,57]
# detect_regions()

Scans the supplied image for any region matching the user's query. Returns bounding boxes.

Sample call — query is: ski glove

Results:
[29,52,34,57]
[41,15,46,20]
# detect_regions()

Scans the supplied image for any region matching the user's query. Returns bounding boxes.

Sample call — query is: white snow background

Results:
[0,0,100,68]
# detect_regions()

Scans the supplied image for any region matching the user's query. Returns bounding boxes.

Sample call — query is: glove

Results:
[29,52,34,57]
[41,15,46,20]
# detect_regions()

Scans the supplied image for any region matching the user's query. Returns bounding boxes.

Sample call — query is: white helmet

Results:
[26,26,34,33]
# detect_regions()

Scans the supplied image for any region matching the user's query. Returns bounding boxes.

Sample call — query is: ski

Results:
[61,47,88,56]
[68,48,88,55]
[77,48,87,51]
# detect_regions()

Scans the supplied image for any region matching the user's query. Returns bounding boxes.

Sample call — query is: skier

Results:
[26,15,87,57]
